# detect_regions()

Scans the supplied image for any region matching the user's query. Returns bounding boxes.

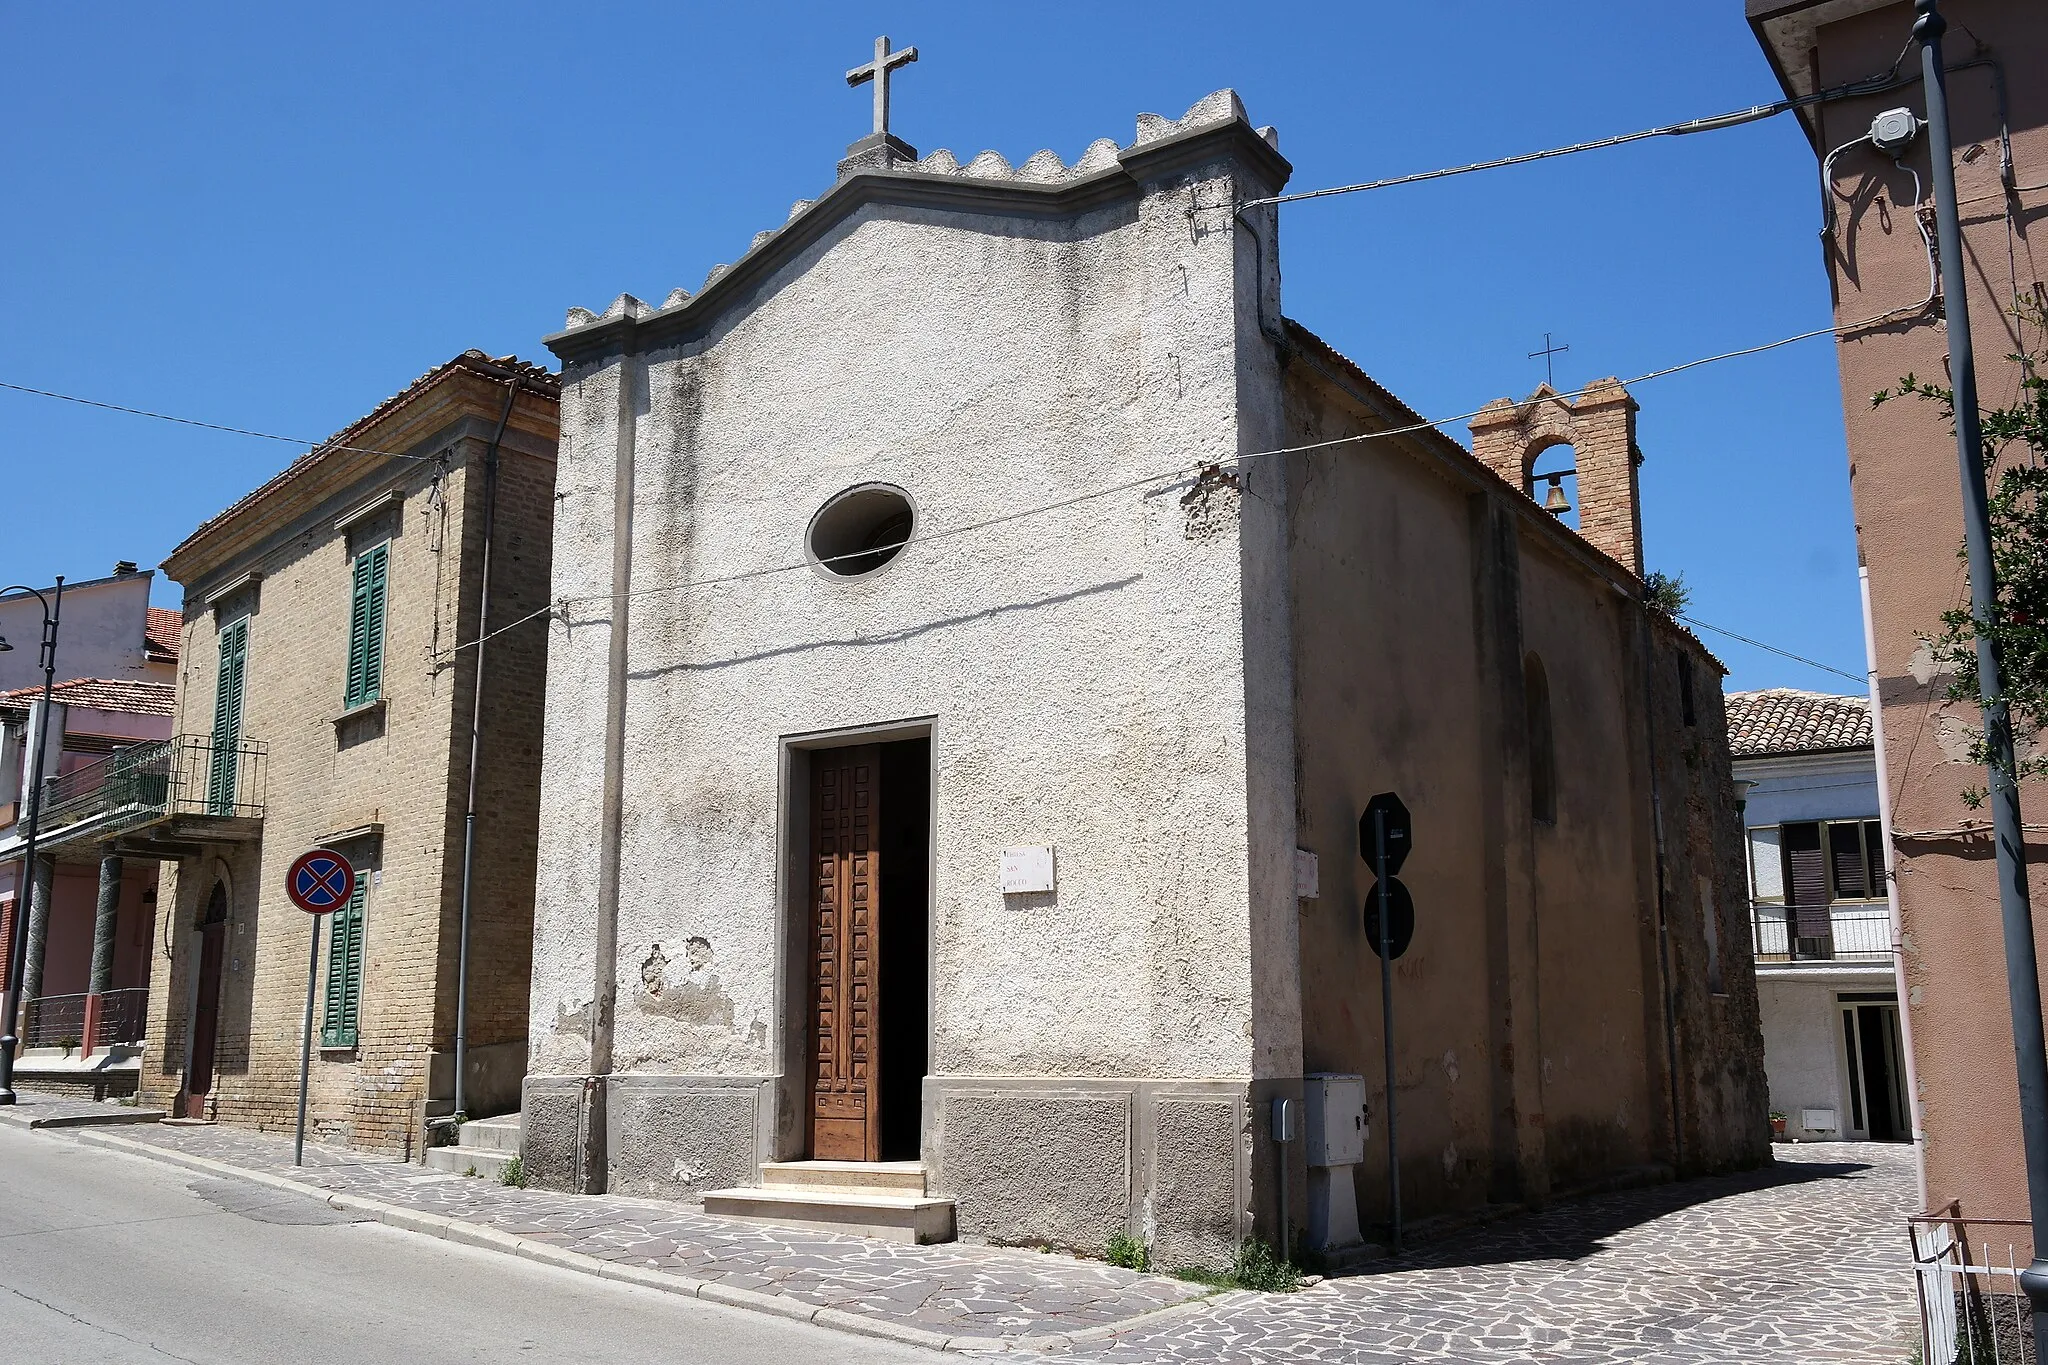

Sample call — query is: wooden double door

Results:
[809,746,882,1160]
[806,741,928,1162]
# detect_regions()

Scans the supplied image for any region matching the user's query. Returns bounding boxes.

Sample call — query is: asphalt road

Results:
[0,1124,939,1364]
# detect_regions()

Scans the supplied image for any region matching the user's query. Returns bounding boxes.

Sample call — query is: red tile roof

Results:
[145,607,180,663]
[0,678,176,720]
[1725,687,1871,758]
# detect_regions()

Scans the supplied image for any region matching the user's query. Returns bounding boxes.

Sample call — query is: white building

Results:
[1730,688,1908,1143]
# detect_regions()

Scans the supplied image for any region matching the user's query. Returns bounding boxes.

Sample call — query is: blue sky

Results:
[0,2,1872,693]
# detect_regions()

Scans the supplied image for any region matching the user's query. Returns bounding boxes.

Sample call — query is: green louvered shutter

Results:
[345,542,389,710]
[208,619,247,815]
[321,876,366,1049]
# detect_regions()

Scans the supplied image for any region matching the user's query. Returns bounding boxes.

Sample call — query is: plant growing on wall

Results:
[1644,571,1691,618]
[1875,306,2048,806]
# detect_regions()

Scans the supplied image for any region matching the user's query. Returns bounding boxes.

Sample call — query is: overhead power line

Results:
[0,378,434,463]
[1677,615,1864,685]
[1236,37,1922,214]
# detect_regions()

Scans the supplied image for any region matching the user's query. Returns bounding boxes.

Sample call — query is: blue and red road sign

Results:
[285,848,355,915]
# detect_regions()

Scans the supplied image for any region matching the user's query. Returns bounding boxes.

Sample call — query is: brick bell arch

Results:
[1468,380,1644,578]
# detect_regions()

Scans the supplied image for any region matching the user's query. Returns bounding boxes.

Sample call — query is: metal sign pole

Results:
[1376,806,1400,1254]
[295,912,320,1166]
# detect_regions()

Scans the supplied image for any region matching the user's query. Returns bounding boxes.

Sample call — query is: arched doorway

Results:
[184,881,229,1120]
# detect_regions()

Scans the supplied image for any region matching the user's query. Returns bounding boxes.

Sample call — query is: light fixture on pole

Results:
[0,578,63,1105]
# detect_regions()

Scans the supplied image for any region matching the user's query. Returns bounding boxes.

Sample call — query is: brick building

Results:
[127,350,558,1153]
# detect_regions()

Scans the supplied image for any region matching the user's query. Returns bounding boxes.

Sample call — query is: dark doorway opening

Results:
[1841,995,1908,1141]
[876,737,929,1161]
[186,882,229,1120]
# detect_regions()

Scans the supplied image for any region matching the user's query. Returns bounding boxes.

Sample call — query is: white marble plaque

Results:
[999,845,1055,895]
[1294,849,1320,899]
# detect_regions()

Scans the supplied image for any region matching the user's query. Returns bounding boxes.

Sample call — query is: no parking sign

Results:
[285,848,354,915]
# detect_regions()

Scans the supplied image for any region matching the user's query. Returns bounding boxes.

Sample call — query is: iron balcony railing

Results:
[36,734,267,839]
[1751,899,1892,964]
[21,988,148,1049]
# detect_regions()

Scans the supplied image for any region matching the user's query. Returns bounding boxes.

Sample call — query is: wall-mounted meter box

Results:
[1303,1073,1367,1167]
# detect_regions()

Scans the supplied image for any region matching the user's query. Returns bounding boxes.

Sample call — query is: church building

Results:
[524,64,1767,1266]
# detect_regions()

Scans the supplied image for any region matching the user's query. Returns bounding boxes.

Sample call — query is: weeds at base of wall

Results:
[1176,1239,1304,1294]
[500,1155,527,1188]
[1104,1232,1150,1272]
[464,1164,478,1178]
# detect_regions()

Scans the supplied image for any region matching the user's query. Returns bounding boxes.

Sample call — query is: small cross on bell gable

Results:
[839,35,920,176]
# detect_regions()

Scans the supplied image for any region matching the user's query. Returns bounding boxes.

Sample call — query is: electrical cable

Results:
[424,303,1941,663]
[1676,615,1864,684]
[0,379,437,463]
[1235,37,1920,215]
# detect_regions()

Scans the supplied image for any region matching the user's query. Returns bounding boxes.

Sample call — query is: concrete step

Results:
[425,1146,516,1180]
[700,1186,954,1244]
[760,1159,925,1195]
[458,1114,522,1153]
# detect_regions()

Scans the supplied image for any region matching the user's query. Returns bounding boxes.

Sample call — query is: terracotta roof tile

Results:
[1724,687,1871,757]
[145,607,180,662]
[0,677,176,719]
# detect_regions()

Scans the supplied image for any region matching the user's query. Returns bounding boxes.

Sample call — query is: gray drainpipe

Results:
[453,376,522,1121]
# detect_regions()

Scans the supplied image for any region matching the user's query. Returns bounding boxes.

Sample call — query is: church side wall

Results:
[1281,355,1743,1235]
[1517,544,1663,1190]
[1281,372,1505,1229]
[528,134,1291,1266]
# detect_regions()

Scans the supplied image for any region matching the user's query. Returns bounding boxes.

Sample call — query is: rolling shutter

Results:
[320,876,366,1049]
[1829,822,1870,900]
[1781,821,1830,939]
[1864,820,1887,898]
[345,542,389,710]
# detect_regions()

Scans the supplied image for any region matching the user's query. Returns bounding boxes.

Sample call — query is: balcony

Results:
[31,735,266,857]
[1752,900,1891,964]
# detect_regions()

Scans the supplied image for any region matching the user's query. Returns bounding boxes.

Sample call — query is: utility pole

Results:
[1915,0,2048,1338]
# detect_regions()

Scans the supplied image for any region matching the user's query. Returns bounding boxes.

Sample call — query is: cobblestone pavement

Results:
[67,1122,1918,1361]
[1071,1143,1918,1364]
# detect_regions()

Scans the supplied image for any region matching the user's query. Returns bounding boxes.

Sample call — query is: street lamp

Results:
[0,578,62,1105]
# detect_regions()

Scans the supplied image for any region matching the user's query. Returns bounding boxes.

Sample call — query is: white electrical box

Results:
[1801,1107,1838,1132]
[1303,1073,1367,1167]
[999,846,1055,894]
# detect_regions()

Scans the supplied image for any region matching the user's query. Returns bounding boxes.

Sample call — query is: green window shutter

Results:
[208,619,247,815]
[345,542,389,710]
[320,876,366,1049]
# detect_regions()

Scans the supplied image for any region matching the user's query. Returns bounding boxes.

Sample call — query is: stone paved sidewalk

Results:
[1079,1143,1920,1364]
[53,1119,1921,1362]
[69,1120,1205,1351]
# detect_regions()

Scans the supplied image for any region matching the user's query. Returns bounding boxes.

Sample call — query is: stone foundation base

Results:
[521,1071,1261,1268]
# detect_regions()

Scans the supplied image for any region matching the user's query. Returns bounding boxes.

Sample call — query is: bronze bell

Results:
[1542,475,1571,516]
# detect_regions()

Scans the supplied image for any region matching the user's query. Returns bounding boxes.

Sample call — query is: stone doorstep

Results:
[424,1146,515,1180]
[760,1158,926,1195]
[454,1114,521,1154]
[700,1186,956,1245]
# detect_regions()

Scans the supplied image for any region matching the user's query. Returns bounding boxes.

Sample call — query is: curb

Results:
[0,1106,167,1131]
[60,1129,1206,1355]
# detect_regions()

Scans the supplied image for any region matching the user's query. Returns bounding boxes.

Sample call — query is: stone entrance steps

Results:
[425,1112,520,1180]
[702,1160,954,1244]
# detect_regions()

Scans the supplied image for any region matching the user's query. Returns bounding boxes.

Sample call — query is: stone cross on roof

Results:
[840,35,920,176]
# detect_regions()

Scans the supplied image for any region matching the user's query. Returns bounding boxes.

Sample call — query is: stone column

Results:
[83,850,122,1055]
[20,855,54,1008]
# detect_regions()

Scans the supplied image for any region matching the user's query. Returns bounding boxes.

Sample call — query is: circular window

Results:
[808,484,915,577]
